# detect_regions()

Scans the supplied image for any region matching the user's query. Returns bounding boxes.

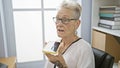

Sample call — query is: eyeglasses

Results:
[53,17,78,24]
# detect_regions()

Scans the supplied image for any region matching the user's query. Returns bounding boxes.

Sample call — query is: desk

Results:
[92,27,120,62]
[0,57,16,68]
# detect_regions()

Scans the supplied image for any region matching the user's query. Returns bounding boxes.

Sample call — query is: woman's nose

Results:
[56,21,64,28]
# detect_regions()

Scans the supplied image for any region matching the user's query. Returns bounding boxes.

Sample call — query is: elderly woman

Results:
[43,0,95,68]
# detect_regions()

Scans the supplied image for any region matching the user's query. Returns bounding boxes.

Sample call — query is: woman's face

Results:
[55,8,80,38]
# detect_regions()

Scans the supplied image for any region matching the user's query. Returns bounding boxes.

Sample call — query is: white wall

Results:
[81,0,92,43]
[2,0,16,57]
[0,14,6,57]
[0,0,16,58]
[0,0,8,57]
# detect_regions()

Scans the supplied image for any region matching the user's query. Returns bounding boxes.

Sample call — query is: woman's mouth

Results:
[57,29,64,32]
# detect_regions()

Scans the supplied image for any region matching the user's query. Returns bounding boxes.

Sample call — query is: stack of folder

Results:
[98,6,120,29]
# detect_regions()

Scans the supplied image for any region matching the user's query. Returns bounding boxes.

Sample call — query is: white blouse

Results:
[44,39,95,68]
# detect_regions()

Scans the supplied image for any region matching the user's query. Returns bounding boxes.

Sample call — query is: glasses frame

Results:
[53,17,78,24]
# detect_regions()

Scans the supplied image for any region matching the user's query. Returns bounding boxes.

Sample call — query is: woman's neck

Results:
[57,35,79,54]
[61,35,79,47]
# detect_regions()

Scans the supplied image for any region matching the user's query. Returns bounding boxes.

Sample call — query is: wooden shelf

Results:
[92,27,120,37]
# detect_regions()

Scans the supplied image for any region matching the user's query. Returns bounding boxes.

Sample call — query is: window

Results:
[12,0,81,63]
[13,11,43,62]
[12,0,62,63]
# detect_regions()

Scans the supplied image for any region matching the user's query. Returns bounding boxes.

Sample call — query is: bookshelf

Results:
[91,0,120,62]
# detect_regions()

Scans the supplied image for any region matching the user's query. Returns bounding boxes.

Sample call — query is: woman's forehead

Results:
[57,8,74,18]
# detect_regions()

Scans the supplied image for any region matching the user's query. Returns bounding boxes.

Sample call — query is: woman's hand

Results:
[45,53,67,68]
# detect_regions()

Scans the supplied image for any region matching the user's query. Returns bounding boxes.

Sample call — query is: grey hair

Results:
[59,0,82,19]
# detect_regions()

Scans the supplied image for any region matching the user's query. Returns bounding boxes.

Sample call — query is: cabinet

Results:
[91,0,120,62]
[0,57,16,68]
[92,28,120,62]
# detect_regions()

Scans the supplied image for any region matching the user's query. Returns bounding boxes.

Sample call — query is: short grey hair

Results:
[59,0,82,19]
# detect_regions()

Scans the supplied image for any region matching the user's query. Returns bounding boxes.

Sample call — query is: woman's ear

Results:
[75,20,80,29]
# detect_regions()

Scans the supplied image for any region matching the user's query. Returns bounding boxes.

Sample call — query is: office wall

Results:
[0,0,16,57]
[0,0,8,57]
[2,0,16,57]
[0,14,6,57]
[81,0,92,43]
